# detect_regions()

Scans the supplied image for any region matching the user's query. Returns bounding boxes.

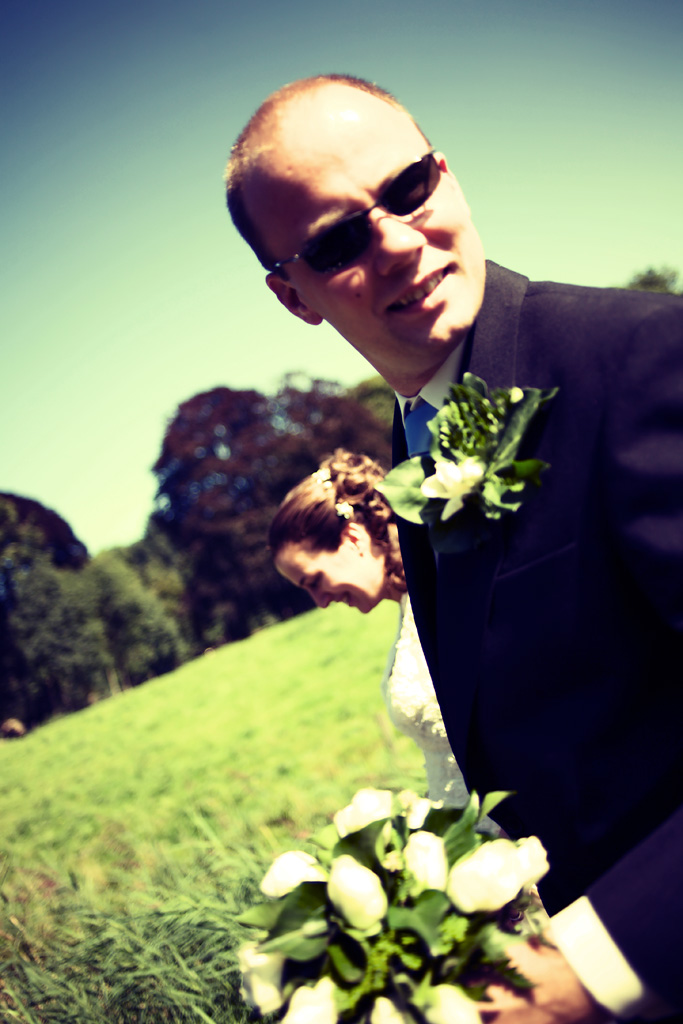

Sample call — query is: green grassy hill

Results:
[1,602,425,1023]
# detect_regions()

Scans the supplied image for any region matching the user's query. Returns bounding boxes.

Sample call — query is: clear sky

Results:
[2,0,681,555]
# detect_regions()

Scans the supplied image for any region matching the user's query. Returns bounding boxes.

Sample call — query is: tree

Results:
[8,555,112,721]
[0,493,88,568]
[0,495,92,723]
[626,266,681,294]
[119,522,193,650]
[151,376,391,647]
[348,374,396,428]
[87,550,189,688]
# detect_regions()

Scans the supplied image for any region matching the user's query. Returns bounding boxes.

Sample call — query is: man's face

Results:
[243,84,486,395]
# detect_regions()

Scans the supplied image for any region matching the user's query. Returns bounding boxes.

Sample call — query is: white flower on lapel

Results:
[420,458,485,520]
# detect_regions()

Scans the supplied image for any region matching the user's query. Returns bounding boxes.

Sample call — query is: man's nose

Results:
[370,211,424,275]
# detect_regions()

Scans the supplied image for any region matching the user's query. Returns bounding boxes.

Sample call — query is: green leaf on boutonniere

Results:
[377,455,433,525]
[379,373,558,553]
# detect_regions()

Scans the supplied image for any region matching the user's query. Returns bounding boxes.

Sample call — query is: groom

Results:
[225,74,683,1022]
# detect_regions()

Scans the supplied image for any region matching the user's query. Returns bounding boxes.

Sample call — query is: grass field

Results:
[0,601,425,1022]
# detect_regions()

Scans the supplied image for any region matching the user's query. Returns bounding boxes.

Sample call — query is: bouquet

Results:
[237,788,549,1024]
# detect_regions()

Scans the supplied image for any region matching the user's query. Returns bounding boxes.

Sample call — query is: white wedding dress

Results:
[381,594,470,808]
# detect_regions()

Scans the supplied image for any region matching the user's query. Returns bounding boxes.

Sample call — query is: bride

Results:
[269,449,472,810]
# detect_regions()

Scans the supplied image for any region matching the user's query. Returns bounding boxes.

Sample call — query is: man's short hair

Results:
[224,74,417,270]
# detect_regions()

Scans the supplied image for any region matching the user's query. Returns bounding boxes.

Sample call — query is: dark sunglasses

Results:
[270,150,440,276]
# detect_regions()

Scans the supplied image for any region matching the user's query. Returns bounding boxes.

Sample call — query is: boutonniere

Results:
[379,373,559,554]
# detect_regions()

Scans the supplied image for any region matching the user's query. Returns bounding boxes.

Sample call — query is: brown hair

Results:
[269,449,405,594]
[225,74,426,270]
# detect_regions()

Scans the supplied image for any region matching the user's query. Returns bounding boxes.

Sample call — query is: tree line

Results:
[0,375,393,728]
[1,267,678,730]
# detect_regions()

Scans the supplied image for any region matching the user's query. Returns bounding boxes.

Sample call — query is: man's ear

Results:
[434,151,470,212]
[266,272,323,326]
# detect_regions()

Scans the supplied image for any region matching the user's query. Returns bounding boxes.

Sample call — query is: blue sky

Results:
[2,0,681,554]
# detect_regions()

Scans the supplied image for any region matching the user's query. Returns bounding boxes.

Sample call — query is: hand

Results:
[477,932,611,1024]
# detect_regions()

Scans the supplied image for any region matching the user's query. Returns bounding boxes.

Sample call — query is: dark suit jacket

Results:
[394,262,683,1008]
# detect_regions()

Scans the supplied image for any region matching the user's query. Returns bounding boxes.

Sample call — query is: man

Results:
[225,75,683,1022]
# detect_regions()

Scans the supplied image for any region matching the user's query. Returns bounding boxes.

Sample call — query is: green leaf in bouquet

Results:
[334,932,405,1016]
[260,881,330,959]
[419,804,469,836]
[388,890,451,955]
[333,817,390,873]
[475,925,534,990]
[479,791,513,823]
[442,793,483,866]
[308,822,339,869]
[261,925,329,961]
[236,899,283,931]
[377,456,433,525]
[311,822,341,854]
[476,921,516,962]
[328,932,367,985]
[439,909,470,950]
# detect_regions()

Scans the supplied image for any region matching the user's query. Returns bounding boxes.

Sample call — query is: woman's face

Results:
[274,523,392,614]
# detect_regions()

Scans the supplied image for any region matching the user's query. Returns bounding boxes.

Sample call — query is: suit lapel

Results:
[395,264,531,777]
[440,262,529,774]
[465,261,528,386]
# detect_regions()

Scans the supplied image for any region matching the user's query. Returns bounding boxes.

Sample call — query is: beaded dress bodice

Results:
[381,595,469,807]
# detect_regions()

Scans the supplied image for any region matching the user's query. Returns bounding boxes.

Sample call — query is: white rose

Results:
[371,995,412,1024]
[334,788,393,837]
[421,458,485,520]
[260,850,327,898]
[447,838,524,913]
[515,835,549,887]
[237,943,285,1014]
[404,831,448,892]
[423,984,480,1024]
[328,855,388,930]
[281,976,338,1024]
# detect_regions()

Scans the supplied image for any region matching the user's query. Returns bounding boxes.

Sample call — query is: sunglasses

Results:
[270,150,440,276]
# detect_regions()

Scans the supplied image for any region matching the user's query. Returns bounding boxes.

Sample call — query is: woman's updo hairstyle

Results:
[269,449,405,593]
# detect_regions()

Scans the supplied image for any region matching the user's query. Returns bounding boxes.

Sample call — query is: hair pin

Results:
[311,467,332,488]
[335,500,353,520]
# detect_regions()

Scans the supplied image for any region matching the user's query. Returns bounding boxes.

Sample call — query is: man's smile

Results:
[387,265,453,312]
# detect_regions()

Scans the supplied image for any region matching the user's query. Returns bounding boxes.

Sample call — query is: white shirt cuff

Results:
[550,896,672,1020]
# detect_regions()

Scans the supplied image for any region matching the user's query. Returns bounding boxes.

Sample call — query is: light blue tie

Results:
[404,400,438,457]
